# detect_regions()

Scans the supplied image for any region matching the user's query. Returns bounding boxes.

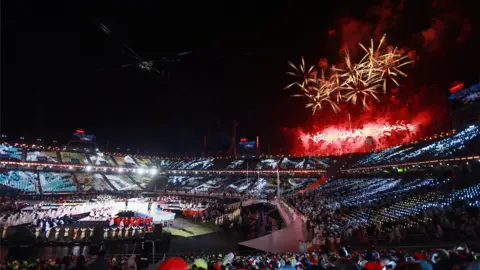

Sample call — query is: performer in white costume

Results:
[132,226,137,238]
[126,226,131,238]
[80,228,87,240]
[54,227,61,240]
[35,227,41,239]
[103,228,109,239]
[45,228,52,240]
[64,227,70,239]
[2,225,8,239]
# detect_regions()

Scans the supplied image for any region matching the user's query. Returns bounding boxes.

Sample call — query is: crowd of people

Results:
[0,251,138,270]
[2,246,480,269]
[2,171,480,269]
[107,216,154,227]
[156,246,480,270]
[286,175,480,247]
[158,195,233,223]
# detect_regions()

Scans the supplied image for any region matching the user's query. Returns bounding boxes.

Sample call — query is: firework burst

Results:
[286,58,343,113]
[285,57,315,89]
[358,34,414,94]
[336,49,383,109]
[286,35,413,113]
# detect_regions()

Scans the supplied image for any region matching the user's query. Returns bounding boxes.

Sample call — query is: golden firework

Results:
[285,34,412,113]
[285,57,315,89]
[358,34,414,93]
[337,50,382,109]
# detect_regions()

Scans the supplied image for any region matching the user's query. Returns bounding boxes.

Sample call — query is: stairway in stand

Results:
[238,200,308,252]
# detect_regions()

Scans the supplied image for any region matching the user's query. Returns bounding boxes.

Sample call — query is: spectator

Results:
[87,250,109,270]
[157,257,188,270]
[73,255,87,270]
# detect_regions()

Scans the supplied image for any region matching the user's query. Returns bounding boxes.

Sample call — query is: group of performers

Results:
[214,208,241,226]
[34,226,95,241]
[31,214,75,239]
[107,216,153,228]
[29,225,153,242]
[103,225,152,240]
[182,209,207,217]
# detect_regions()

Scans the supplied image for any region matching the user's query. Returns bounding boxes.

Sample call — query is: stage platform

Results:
[238,200,309,252]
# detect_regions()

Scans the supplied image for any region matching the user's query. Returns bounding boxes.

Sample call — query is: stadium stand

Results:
[0,124,480,269]
[350,124,480,169]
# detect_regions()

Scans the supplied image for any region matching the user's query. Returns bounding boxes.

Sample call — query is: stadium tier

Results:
[2,125,480,174]
[0,169,321,195]
[0,145,329,172]
[1,124,480,194]
[1,125,480,268]
[345,124,480,170]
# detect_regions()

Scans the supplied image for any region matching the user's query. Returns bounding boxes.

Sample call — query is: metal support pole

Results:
[246,162,249,185]
[276,166,280,200]
[152,241,155,265]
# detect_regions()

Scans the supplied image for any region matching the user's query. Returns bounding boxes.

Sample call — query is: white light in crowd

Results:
[86,166,92,172]
[150,168,157,175]
[118,168,124,173]
[137,168,145,175]
[68,166,73,170]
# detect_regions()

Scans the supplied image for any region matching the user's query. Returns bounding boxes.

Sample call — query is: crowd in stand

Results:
[0,251,138,270]
[155,247,480,270]
[2,244,480,269]
[0,195,27,212]
[3,171,480,269]
[287,175,480,247]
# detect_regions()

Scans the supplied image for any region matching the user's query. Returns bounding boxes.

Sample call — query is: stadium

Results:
[1,113,480,268]
[2,1,480,269]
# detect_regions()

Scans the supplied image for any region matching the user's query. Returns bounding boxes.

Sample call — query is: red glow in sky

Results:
[292,110,436,155]
[287,87,449,156]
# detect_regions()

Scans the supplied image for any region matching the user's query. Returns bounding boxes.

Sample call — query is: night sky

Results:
[2,0,479,155]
